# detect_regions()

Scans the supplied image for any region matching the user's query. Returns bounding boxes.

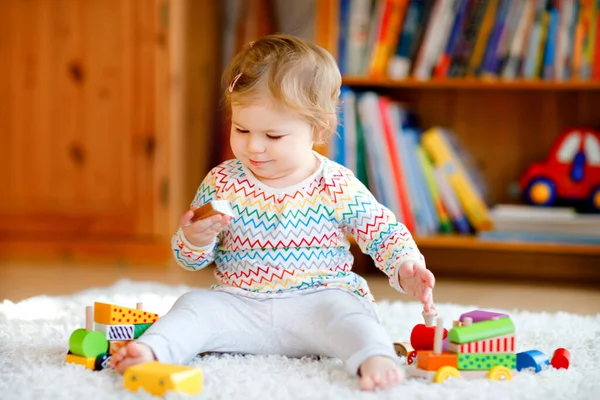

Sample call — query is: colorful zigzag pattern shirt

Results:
[172,153,424,305]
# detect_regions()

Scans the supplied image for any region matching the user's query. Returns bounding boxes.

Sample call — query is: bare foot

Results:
[358,356,405,391]
[109,342,156,374]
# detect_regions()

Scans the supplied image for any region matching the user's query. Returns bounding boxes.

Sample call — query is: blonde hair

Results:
[222,34,342,143]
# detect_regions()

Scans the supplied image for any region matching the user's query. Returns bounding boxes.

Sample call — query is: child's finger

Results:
[180,210,195,227]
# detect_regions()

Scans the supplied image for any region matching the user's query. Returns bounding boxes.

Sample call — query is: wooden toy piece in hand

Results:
[124,361,203,396]
[191,200,234,222]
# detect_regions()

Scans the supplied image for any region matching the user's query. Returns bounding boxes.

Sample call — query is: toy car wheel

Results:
[433,366,460,383]
[406,351,417,365]
[524,177,557,206]
[487,366,512,381]
[590,186,600,212]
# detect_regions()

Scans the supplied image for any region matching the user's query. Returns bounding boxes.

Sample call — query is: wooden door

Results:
[0,0,170,263]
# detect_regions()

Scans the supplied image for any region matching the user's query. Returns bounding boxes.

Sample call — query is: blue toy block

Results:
[517,350,550,373]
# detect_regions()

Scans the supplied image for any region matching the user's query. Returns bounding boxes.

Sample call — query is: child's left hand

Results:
[398,260,436,313]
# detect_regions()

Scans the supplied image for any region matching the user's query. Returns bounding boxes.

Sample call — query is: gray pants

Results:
[137,288,398,375]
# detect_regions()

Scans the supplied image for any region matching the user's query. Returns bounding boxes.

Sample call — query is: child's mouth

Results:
[249,160,270,166]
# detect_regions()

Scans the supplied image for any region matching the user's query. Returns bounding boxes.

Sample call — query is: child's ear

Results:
[313,126,327,144]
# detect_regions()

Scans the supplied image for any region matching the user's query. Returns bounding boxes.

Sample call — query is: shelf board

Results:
[341,77,600,91]
[414,235,600,255]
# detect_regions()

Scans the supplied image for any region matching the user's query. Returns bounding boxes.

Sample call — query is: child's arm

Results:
[171,169,229,271]
[333,171,425,292]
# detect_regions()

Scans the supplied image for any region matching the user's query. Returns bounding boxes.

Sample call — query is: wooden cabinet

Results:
[315,0,600,285]
[0,0,222,265]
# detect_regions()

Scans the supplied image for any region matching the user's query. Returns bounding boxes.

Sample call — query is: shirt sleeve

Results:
[171,168,219,271]
[331,168,425,292]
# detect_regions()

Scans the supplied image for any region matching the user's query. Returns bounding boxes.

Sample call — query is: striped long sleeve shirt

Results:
[172,153,424,305]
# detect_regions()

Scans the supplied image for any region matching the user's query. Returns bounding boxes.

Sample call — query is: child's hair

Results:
[222,34,342,143]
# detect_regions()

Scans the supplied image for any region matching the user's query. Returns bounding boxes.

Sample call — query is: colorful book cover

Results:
[422,127,492,232]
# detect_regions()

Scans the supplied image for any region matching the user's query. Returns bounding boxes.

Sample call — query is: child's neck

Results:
[251,152,320,189]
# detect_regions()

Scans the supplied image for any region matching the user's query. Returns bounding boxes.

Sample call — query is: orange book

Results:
[369,0,409,78]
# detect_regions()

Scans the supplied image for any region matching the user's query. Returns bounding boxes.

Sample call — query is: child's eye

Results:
[267,135,283,140]
[235,128,249,133]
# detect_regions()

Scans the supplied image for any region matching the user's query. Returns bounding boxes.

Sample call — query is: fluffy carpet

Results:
[1,280,598,400]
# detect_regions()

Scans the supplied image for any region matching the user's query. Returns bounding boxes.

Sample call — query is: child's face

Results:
[230,96,317,187]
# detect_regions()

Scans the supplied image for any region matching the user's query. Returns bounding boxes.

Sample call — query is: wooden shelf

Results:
[415,235,600,256]
[342,77,600,91]
[348,235,600,285]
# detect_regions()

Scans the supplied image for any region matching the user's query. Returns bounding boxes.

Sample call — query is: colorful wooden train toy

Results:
[65,302,158,371]
[394,309,570,383]
[65,301,204,396]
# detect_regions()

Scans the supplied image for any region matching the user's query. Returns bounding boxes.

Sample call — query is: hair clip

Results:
[228,73,242,93]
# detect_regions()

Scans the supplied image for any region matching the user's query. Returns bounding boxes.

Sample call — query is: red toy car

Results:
[520,128,600,211]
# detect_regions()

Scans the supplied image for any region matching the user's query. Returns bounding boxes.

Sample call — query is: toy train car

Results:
[406,310,550,383]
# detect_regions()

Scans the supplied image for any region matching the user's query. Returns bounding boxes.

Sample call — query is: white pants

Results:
[137,288,398,375]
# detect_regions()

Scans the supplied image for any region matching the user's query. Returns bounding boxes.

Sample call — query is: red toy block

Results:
[551,348,571,369]
[410,324,448,351]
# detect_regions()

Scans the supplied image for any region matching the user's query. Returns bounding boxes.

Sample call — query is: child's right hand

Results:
[179,207,232,248]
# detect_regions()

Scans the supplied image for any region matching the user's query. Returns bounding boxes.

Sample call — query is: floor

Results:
[2,261,599,315]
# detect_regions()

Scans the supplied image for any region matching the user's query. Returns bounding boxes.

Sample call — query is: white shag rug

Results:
[1,280,598,400]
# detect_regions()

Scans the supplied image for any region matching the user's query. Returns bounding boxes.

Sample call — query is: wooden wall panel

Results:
[0,0,163,238]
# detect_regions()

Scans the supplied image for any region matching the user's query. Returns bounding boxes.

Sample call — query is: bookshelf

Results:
[316,0,600,285]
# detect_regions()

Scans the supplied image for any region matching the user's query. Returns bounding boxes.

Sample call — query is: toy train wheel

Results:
[487,366,513,381]
[433,366,460,383]
[525,178,557,207]
[406,351,417,365]
[590,186,600,211]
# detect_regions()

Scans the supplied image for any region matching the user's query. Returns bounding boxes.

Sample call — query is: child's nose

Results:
[247,134,265,153]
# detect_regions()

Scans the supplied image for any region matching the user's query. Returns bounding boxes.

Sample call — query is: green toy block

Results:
[134,323,152,338]
[448,318,515,344]
[457,353,516,370]
[69,328,109,358]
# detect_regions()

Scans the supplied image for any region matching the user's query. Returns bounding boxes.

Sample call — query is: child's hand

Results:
[398,260,436,314]
[180,207,232,248]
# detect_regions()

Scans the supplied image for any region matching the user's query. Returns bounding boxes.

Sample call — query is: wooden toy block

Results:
[446,333,516,354]
[459,310,508,323]
[109,340,133,355]
[69,328,109,358]
[95,353,112,371]
[407,364,503,382]
[516,350,550,373]
[457,353,516,370]
[551,348,571,369]
[65,352,96,370]
[94,323,152,340]
[416,350,458,371]
[410,323,448,351]
[191,200,234,222]
[393,342,414,358]
[94,302,159,325]
[407,350,417,365]
[123,361,203,396]
[448,317,515,344]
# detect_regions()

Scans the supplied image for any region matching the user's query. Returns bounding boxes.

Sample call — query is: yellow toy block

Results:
[65,352,95,370]
[94,302,159,325]
[123,361,203,396]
